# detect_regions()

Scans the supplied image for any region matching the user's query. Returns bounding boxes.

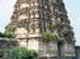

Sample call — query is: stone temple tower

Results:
[10,0,76,59]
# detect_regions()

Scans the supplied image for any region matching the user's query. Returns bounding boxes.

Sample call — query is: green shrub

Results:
[48,22,57,28]
[42,32,57,42]
[11,47,37,59]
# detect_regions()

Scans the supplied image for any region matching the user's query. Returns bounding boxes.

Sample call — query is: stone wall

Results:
[0,38,18,48]
[75,46,80,59]
[0,38,18,59]
[39,56,76,59]
[0,38,77,59]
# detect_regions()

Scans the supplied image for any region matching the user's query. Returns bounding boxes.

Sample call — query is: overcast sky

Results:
[0,0,80,45]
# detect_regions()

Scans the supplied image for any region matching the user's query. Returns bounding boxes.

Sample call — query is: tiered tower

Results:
[10,0,76,59]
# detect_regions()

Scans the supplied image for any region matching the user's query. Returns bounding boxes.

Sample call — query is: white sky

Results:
[0,0,80,46]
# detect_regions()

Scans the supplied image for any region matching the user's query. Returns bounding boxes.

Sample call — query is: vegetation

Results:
[4,24,15,38]
[42,32,57,42]
[11,47,37,59]
[0,47,37,59]
[0,32,5,37]
[48,22,57,28]
[0,23,15,38]
[51,22,57,27]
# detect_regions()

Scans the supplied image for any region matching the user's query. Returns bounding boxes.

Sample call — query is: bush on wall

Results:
[42,32,57,42]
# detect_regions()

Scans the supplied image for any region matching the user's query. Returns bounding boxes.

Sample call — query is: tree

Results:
[0,32,5,37]
[4,24,15,38]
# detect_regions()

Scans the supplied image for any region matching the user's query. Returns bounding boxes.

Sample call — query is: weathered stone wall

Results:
[39,56,76,59]
[75,46,80,59]
[0,38,18,48]
[0,38,18,59]
[0,38,77,59]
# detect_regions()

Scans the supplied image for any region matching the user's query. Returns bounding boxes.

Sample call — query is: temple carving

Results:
[10,0,76,59]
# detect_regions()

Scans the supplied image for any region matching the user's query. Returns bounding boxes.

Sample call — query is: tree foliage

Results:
[0,32,5,37]
[4,24,15,38]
